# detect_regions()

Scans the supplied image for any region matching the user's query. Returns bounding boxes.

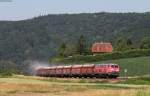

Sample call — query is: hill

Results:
[0,12,150,64]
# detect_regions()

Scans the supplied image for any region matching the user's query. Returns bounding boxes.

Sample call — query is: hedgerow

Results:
[53,49,150,63]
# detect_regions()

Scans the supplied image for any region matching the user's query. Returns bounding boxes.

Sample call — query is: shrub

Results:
[0,71,13,77]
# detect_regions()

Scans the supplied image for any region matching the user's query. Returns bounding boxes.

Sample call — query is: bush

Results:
[0,71,13,77]
[53,49,150,63]
[0,61,17,77]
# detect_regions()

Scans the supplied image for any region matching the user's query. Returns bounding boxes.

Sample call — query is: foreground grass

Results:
[0,76,150,96]
[10,75,150,85]
[118,76,150,85]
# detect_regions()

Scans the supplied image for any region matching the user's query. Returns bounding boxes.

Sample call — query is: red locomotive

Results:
[36,64,120,78]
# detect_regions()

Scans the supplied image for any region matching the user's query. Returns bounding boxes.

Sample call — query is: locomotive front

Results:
[94,64,120,78]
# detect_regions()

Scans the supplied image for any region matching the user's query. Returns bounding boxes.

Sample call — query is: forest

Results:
[0,12,150,75]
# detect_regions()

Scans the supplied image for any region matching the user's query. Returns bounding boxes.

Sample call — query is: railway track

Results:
[37,76,128,84]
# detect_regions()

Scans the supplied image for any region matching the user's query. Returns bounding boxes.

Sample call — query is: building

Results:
[92,42,113,53]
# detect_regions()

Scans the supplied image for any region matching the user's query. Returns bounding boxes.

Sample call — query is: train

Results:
[36,63,120,78]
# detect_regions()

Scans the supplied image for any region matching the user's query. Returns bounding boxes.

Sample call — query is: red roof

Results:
[92,42,113,53]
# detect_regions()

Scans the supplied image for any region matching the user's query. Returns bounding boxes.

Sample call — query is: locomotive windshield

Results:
[111,65,118,68]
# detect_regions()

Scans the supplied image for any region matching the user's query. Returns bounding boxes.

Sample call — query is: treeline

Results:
[53,49,150,64]
[56,35,150,57]
[52,36,150,63]
[58,35,89,57]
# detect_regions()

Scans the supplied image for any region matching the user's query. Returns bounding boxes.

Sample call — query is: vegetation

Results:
[0,12,150,96]
[0,12,150,75]
[119,77,150,85]
[53,49,150,63]
[14,75,150,85]
[58,42,67,57]
[0,61,18,77]
[114,38,134,51]
[0,12,150,65]
[140,37,150,49]
[76,35,87,55]
[0,76,150,96]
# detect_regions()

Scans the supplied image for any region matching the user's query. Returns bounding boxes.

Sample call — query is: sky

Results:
[0,0,150,20]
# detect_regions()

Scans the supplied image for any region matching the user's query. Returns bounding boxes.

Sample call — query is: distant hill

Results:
[0,12,150,64]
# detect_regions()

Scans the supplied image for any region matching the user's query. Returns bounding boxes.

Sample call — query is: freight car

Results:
[36,64,120,78]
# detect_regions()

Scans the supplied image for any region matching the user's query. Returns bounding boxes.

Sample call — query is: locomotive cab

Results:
[108,64,120,78]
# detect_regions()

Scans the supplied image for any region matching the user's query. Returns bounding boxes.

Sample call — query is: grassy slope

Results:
[94,56,150,77]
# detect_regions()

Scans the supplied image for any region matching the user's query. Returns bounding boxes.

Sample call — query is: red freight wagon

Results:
[71,65,82,76]
[81,64,94,77]
[37,67,54,77]
[48,67,56,76]
[55,66,63,77]
[36,68,49,76]
[63,66,72,77]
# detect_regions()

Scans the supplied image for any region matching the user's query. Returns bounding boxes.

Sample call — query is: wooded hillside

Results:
[0,12,150,64]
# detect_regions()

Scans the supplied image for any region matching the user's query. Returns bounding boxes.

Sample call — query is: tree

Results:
[0,60,18,76]
[140,37,150,49]
[58,42,66,57]
[77,35,87,55]
[114,38,133,51]
[127,38,134,49]
[64,44,77,56]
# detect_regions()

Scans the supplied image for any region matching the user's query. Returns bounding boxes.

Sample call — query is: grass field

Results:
[0,75,150,96]
[94,56,150,76]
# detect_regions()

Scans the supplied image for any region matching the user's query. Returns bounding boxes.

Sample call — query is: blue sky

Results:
[0,0,150,20]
